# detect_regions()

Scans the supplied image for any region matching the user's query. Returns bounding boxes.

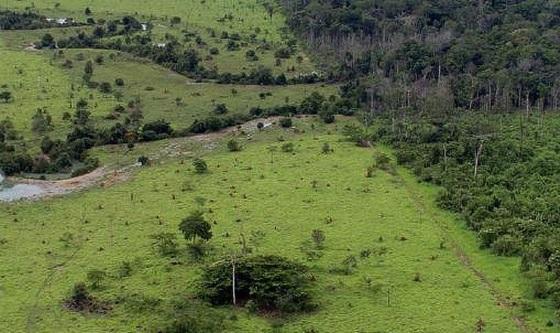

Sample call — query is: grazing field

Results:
[0,0,315,76]
[0,46,332,146]
[1,0,287,41]
[0,119,556,332]
[0,49,76,143]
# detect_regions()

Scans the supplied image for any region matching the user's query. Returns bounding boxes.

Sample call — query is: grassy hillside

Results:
[1,0,286,40]
[1,1,315,76]
[0,47,332,145]
[0,119,555,332]
[0,1,326,158]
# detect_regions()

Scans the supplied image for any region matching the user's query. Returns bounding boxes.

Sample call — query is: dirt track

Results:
[4,117,282,201]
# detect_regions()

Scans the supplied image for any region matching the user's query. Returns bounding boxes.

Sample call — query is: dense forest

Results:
[279,0,560,112]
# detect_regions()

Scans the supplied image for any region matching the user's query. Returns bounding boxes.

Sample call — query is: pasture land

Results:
[0,119,556,332]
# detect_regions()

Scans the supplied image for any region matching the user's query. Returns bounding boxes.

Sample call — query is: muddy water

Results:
[0,174,45,202]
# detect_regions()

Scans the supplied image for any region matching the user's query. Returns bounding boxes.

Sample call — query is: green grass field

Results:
[0,0,324,153]
[1,0,287,41]
[0,47,332,148]
[0,119,557,332]
[1,0,315,76]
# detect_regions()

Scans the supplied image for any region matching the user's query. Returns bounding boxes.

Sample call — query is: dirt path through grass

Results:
[396,171,535,333]
[4,117,281,201]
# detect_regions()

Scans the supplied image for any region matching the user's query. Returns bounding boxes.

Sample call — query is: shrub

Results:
[192,158,208,174]
[528,268,551,299]
[87,270,106,289]
[31,108,53,133]
[492,234,522,256]
[64,282,110,313]
[199,255,315,313]
[138,155,149,166]
[71,157,99,177]
[213,103,228,115]
[151,232,178,257]
[374,152,394,173]
[311,229,325,248]
[321,143,332,154]
[281,142,294,153]
[319,107,336,123]
[226,139,242,152]
[279,117,292,128]
[115,78,125,86]
[141,120,173,141]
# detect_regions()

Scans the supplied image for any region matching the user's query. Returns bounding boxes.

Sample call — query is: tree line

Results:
[43,15,323,85]
[279,0,560,112]
[0,90,351,176]
[0,10,83,30]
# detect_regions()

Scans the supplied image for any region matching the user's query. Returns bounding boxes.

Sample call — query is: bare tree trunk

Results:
[443,143,447,171]
[231,257,237,305]
[526,92,530,118]
[474,141,483,178]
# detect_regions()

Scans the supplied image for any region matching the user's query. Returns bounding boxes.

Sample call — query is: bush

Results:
[321,143,332,154]
[87,269,106,289]
[199,255,315,313]
[138,155,149,166]
[374,152,394,173]
[279,117,293,128]
[115,78,125,86]
[311,229,325,248]
[281,142,294,153]
[213,103,228,115]
[319,108,335,123]
[226,139,242,152]
[492,234,522,256]
[528,268,551,299]
[71,157,99,177]
[64,282,110,314]
[192,158,208,174]
[151,232,178,257]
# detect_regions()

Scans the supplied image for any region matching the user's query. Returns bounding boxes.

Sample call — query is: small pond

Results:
[0,173,44,202]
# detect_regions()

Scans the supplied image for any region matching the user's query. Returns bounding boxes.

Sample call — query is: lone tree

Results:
[200,255,316,313]
[179,210,213,244]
